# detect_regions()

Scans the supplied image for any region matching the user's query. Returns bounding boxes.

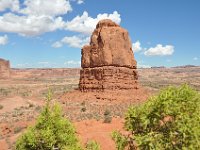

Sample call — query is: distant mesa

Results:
[79,19,138,92]
[151,66,166,69]
[0,58,10,79]
[172,65,197,68]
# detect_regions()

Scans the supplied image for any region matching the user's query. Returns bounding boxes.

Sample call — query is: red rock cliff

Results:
[0,58,10,79]
[79,19,138,91]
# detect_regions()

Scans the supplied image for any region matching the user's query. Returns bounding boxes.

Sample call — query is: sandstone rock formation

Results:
[79,19,138,91]
[0,58,10,79]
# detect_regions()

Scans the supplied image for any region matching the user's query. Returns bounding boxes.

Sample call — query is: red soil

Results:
[75,118,125,150]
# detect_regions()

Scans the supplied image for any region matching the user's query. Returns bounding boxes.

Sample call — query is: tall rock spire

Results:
[79,19,138,92]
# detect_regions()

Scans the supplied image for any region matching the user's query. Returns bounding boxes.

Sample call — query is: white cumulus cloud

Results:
[77,0,84,4]
[0,0,121,36]
[0,13,65,36]
[144,44,174,56]
[132,41,142,53]
[65,11,121,34]
[0,34,8,45]
[0,0,71,36]
[0,0,20,12]
[52,35,90,48]
[70,0,84,4]
[19,0,72,16]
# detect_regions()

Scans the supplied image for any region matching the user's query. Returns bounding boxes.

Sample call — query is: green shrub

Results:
[111,131,128,150]
[113,85,200,150]
[85,140,100,150]
[15,89,82,150]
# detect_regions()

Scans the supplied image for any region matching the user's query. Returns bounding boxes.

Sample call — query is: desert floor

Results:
[0,66,200,150]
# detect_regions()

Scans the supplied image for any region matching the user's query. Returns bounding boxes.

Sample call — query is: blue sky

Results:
[0,0,199,68]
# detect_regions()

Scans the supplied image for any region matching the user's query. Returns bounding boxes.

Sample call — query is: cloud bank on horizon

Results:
[0,0,199,68]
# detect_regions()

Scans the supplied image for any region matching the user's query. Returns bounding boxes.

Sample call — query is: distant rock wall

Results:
[10,68,80,79]
[0,58,10,79]
[79,19,138,92]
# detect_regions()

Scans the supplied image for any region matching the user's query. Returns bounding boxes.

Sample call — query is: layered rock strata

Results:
[79,19,138,91]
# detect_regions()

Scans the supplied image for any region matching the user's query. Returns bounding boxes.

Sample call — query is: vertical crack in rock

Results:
[79,19,138,92]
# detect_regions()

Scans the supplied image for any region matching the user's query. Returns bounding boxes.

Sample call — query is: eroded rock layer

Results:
[79,19,138,91]
[0,58,10,79]
[79,66,138,91]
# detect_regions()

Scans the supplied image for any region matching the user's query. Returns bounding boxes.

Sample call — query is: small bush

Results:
[28,103,34,108]
[34,105,41,112]
[81,107,86,112]
[81,101,86,106]
[0,104,3,110]
[104,109,111,116]
[0,88,11,96]
[103,109,112,123]
[85,140,100,150]
[15,89,82,150]
[113,85,200,150]
[14,126,24,134]
[111,131,128,150]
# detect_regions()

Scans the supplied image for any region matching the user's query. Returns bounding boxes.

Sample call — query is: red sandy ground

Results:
[0,118,125,150]
[0,85,150,150]
[75,118,125,150]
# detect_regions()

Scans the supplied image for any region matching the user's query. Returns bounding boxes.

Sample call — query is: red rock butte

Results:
[79,19,138,92]
[0,58,10,79]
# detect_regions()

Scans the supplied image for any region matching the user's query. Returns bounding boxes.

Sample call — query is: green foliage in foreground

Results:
[111,131,128,150]
[85,140,101,150]
[15,90,82,150]
[113,85,200,150]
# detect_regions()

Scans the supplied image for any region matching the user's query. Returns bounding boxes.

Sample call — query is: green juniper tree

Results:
[15,89,82,150]
[113,85,200,150]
